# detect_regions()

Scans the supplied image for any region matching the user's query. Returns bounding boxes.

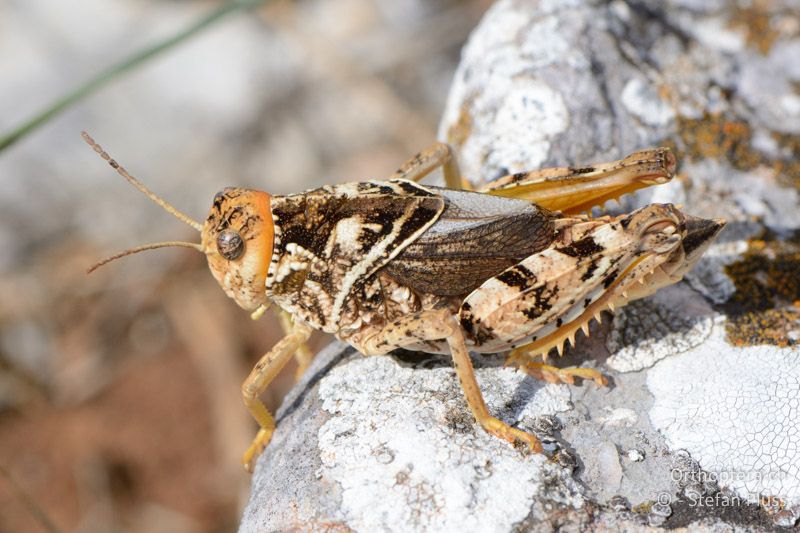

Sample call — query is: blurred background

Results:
[0,1,489,530]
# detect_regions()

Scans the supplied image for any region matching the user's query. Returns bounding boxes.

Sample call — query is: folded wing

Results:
[384,188,556,296]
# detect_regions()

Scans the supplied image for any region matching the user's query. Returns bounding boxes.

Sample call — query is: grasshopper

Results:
[84,133,724,471]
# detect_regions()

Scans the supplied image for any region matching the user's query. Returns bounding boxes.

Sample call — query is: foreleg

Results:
[277,310,315,380]
[241,323,313,471]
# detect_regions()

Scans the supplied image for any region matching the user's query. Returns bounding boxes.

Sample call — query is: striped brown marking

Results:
[459,301,477,338]
[557,236,606,258]
[467,320,495,345]
[602,269,619,289]
[496,264,537,290]
[459,301,496,345]
[581,259,599,282]
[396,179,437,196]
[518,284,559,320]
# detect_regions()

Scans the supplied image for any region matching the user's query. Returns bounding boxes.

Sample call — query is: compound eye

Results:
[217,229,244,260]
[642,221,680,254]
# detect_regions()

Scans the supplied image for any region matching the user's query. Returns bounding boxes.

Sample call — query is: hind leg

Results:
[481,148,676,214]
[510,358,608,387]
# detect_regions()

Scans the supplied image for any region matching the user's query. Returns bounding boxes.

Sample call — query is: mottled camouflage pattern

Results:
[264,180,445,332]
[199,178,720,360]
[196,143,724,366]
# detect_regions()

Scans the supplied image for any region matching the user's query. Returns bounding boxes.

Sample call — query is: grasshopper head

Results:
[650,212,726,285]
[82,133,275,312]
[202,188,274,311]
[616,204,725,302]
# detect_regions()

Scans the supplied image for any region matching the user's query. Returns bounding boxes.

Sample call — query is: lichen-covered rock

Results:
[241,1,800,531]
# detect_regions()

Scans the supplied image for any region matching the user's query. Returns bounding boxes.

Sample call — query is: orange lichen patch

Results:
[726,308,799,348]
[724,234,800,346]
[677,113,763,171]
[725,248,800,309]
[728,2,779,55]
[446,104,473,148]
[771,130,800,189]
[676,112,800,191]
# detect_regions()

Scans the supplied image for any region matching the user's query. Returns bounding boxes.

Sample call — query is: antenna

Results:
[81,131,204,232]
[87,241,204,274]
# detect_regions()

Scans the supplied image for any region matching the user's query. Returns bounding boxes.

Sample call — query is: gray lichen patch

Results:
[621,78,676,128]
[678,160,800,237]
[650,156,800,307]
[316,355,579,532]
[648,321,800,507]
[558,367,679,507]
[438,0,607,182]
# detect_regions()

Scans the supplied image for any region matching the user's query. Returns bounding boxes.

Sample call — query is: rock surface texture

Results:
[241,1,800,531]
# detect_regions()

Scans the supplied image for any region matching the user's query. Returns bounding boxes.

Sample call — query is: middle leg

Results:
[355,308,542,452]
[387,142,467,190]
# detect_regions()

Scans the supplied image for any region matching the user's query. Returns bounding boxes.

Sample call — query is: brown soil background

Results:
[0,1,488,530]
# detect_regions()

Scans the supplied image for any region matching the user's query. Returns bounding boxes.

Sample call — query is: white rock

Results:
[627,449,645,462]
[316,357,572,532]
[648,320,800,507]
